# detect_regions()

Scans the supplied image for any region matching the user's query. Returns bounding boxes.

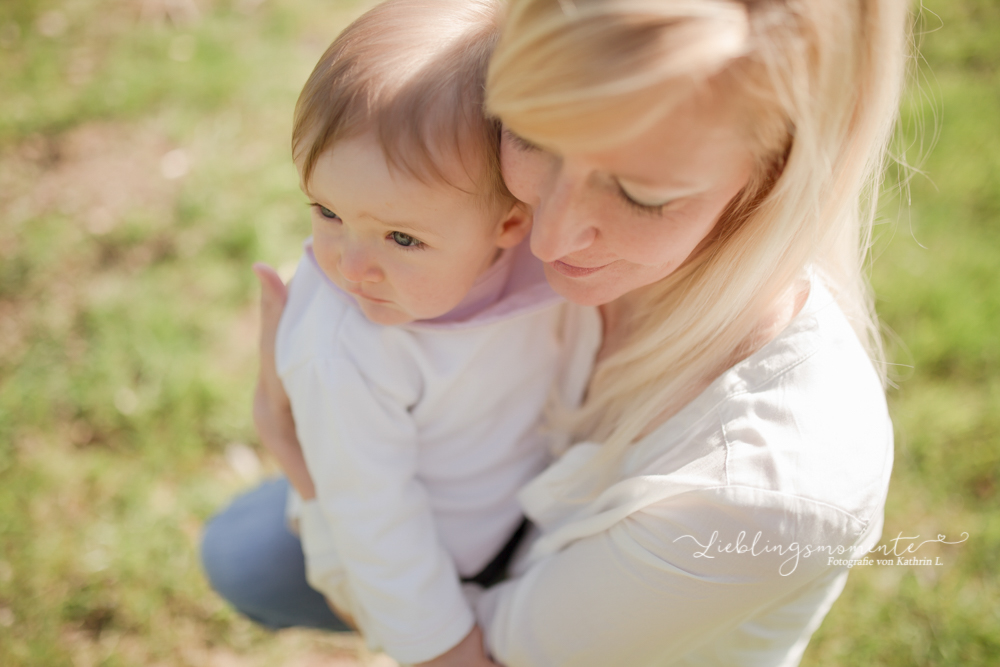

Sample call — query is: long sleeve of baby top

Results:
[476,276,895,667]
[276,240,567,663]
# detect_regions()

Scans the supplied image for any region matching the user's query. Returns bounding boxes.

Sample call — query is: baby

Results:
[274,0,581,662]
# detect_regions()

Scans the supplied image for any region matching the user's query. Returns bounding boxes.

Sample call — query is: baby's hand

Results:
[414,627,501,667]
[252,263,316,499]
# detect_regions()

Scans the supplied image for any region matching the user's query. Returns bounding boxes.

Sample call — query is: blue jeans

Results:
[200,477,352,631]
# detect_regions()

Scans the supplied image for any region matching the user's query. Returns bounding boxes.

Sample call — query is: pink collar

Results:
[302,238,563,331]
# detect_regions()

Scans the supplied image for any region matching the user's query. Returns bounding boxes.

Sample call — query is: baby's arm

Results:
[256,263,493,664]
[283,357,475,664]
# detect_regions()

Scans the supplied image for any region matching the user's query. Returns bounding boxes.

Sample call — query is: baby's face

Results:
[300,133,511,325]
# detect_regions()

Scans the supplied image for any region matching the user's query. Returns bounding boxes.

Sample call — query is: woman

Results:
[202,0,909,664]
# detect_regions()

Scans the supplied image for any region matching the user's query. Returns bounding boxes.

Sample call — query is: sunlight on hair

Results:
[489,0,912,488]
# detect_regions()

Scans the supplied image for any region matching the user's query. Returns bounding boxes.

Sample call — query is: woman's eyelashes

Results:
[504,128,541,152]
[501,131,668,216]
[615,183,670,217]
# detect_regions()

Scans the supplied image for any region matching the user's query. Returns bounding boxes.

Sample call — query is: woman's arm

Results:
[253,263,315,500]
[475,488,862,666]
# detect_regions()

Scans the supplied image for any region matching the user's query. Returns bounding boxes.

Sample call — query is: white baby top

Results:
[475,275,894,667]
[276,239,567,663]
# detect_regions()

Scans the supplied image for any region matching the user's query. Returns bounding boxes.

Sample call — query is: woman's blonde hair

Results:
[488,0,911,466]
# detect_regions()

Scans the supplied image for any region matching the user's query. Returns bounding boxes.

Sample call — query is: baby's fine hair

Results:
[293,0,515,215]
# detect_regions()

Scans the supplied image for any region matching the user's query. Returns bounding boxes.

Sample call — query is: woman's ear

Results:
[495,202,532,249]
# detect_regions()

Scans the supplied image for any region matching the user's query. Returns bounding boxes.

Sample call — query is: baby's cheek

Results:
[407,274,453,311]
[311,241,340,281]
[620,210,708,267]
[404,268,467,317]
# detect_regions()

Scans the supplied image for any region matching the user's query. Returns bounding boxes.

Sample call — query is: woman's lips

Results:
[549,260,611,278]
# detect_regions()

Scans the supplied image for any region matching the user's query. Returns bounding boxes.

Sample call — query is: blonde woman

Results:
[202,0,909,664]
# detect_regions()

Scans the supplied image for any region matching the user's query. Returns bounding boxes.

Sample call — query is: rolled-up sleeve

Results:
[477,486,870,666]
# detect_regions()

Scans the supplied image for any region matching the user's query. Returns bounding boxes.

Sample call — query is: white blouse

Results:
[476,277,894,667]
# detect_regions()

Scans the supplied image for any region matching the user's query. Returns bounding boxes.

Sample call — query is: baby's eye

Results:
[390,231,422,248]
[313,204,339,220]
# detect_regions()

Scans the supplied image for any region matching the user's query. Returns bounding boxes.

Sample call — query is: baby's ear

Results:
[495,202,532,249]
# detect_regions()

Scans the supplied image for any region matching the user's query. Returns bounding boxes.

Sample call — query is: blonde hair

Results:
[488,0,910,468]
[293,0,515,214]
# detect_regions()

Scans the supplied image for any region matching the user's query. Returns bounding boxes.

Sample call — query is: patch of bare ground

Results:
[208,299,260,388]
[0,120,181,237]
[0,120,186,365]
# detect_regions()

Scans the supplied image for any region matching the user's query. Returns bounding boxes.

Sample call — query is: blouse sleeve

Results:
[476,486,870,666]
[283,356,474,664]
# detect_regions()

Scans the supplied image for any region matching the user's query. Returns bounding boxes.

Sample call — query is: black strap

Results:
[460,517,531,589]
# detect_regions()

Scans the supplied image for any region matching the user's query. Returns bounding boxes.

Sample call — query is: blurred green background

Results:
[0,0,997,665]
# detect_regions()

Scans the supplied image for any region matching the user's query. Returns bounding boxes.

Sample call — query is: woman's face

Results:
[500,92,757,307]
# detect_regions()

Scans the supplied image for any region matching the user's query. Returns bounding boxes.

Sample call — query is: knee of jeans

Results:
[200,513,251,606]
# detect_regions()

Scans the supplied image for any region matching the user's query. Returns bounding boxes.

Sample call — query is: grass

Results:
[800,1,1000,664]
[0,0,997,665]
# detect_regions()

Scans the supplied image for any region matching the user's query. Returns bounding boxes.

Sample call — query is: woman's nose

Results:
[529,169,599,263]
[338,242,383,284]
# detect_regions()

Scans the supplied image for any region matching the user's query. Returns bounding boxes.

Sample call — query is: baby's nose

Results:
[338,244,383,283]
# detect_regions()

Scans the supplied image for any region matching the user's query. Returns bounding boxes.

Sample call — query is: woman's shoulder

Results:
[631,278,893,526]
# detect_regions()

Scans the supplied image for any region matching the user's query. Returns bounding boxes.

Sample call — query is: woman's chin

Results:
[542,263,627,307]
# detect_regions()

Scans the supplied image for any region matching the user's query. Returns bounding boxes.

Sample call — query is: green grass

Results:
[801,1,1000,664]
[0,0,998,664]
[0,0,373,664]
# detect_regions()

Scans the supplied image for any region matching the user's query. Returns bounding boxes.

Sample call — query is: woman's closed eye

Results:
[615,182,672,217]
[389,231,424,249]
[504,128,541,152]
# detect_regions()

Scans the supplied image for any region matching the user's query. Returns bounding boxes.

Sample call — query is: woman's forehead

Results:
[573,92,753,189]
